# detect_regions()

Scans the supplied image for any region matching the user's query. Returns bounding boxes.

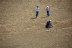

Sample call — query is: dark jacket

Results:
[45,21,52,28]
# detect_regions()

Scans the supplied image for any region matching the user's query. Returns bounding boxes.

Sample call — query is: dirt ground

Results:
[0,0,72,48]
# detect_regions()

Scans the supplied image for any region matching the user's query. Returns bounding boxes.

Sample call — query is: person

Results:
[45,20,53,28]
[35,6,40,18]
[46,6,50,16]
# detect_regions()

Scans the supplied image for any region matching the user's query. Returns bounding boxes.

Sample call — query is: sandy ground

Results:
[0,0,72,48]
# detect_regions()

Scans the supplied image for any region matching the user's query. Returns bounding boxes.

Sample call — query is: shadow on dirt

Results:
[41,16,48,18]
[31,17,37,19]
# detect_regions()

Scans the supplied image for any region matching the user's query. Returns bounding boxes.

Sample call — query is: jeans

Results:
[47,11,50,16]
[36,11,39,17]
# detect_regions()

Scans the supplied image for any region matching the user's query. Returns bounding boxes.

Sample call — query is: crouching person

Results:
[45,20,53,28]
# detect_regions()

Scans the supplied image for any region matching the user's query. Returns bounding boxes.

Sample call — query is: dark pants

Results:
[46,24,51,28]
[36,11,39,17]
[47,11,50,16]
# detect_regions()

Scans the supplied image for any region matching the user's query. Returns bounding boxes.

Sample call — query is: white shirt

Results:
[36,8,40,11]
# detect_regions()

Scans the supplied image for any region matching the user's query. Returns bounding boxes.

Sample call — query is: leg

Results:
[36,11,38,18]
[48,11,50,16]
[47,11,49,16]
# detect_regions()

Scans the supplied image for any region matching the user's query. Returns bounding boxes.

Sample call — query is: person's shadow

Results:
[31,17,37,19]
[41,16,48,18]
